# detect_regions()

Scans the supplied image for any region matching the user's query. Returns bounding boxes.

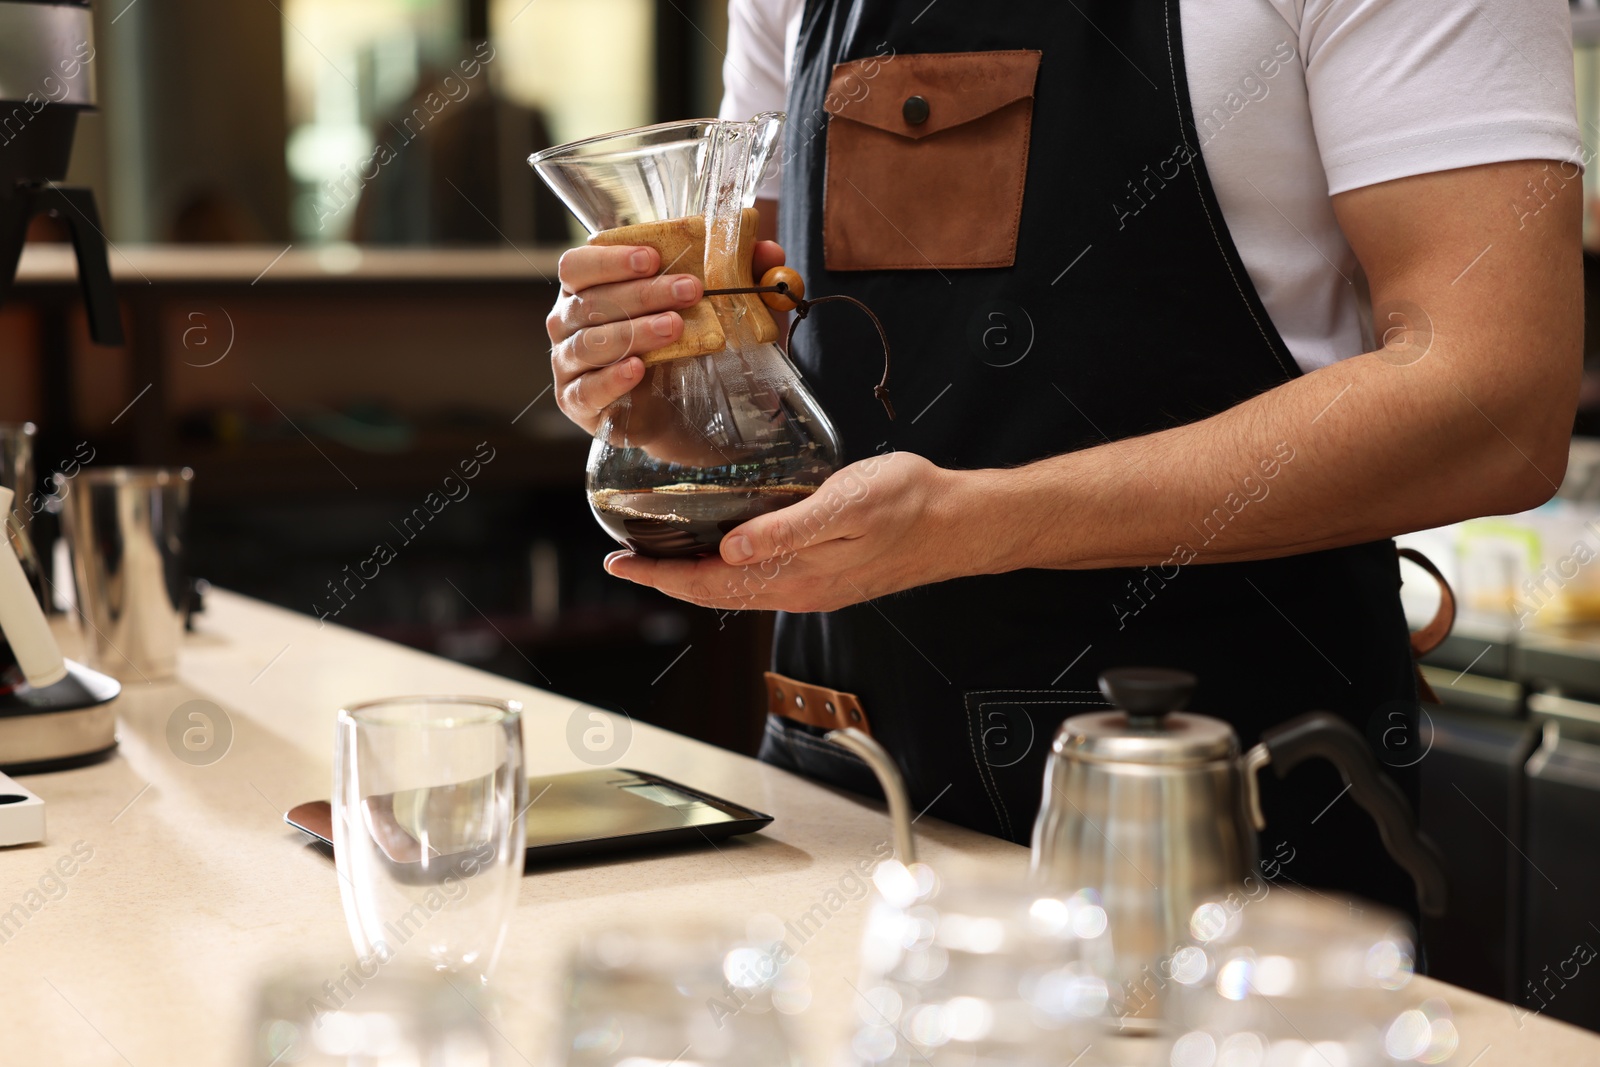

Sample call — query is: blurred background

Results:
[0,0,768,757]
[4,0,1600,1033]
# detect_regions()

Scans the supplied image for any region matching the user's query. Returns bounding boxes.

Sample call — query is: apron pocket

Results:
[823,50,1042,271]
[964,689,1110,844]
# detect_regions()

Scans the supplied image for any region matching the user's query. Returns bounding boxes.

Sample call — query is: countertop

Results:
[1,590,1595,1066]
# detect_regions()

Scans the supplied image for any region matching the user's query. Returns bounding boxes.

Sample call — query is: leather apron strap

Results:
[765,670,873,737]
[1399,547,1457,704]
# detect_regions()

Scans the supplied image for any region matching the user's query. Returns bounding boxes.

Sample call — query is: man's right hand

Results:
[546,245,703,436]
[545,239,788,436]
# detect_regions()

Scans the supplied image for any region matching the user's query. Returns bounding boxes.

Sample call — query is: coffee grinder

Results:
[0,0,123,343]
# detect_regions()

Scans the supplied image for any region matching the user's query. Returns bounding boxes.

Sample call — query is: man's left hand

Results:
[603,452,968,613]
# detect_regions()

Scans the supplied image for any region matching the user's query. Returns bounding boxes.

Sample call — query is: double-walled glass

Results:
[850,862,1113,1066]
[333,696,527,984]
[250,965,499,1066]
[1166,890,1439,1065]
[560,921,803,1067]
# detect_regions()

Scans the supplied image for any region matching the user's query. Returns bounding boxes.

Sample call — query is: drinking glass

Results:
[849,861,1112,1067]
[250,963,500,1065]
[333,696,527,984]
[560,920,803,1067]
[1165,889,1457,1065]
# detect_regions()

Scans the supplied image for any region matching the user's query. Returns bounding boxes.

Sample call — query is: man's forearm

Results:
[946,160,1582,578]
[953,348,1570,574]
[603,164,1580,616]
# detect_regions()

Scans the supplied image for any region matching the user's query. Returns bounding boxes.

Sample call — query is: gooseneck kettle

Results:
[1029,667,1447,1027]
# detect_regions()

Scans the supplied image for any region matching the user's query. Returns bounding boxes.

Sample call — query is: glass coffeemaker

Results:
[530,113,842,558]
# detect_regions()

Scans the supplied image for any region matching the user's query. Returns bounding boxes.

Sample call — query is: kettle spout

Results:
[826,727,916,865]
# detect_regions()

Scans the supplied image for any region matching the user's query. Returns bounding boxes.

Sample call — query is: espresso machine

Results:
[0,0,123,782]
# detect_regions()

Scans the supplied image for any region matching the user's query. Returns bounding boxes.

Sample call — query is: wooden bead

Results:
[759,266,805,311]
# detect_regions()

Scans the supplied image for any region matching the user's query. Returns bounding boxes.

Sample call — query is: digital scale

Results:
[286,768,773,867]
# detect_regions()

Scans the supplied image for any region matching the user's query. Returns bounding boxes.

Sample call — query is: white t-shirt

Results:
[719,0,1584,373]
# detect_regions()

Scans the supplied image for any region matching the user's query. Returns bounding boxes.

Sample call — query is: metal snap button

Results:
[902,95,930,125]
[849,709,862,723]
[825,701,836,717]
[794,694,805,710]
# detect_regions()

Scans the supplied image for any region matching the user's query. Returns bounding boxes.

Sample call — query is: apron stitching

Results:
[976,698,1110,706]
[1163,0,1296,380]
[964,694,1014,840]
[953,694,1107,700]
[979,700,1105,707]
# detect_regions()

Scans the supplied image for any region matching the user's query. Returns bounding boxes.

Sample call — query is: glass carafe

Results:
[531,113,841,558]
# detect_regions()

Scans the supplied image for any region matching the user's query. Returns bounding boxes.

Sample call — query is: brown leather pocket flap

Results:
[826,50,1042,140]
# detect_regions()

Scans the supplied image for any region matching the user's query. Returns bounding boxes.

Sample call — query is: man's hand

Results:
[546,239,786,435]
[603,452,966,612]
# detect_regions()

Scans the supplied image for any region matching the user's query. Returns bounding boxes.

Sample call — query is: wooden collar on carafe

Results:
[589,209,896,418]
[587,208,779,367]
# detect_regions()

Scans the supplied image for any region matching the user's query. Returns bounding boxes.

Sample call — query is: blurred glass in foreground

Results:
[1167,890,1460,1066]
[849,860,1111,1067]
[251,966,500,1066]
[560,919,804,1067]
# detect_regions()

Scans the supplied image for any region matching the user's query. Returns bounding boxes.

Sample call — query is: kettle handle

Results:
[1253,711,1449,917]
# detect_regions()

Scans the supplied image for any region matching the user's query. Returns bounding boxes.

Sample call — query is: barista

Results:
[544,0,1583,917]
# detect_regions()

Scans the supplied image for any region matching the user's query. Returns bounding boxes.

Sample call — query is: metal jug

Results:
[1029,667,1447,1029]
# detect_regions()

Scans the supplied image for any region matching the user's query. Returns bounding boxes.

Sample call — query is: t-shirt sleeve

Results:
[1295,0,1584,194]
[720,0,796,201]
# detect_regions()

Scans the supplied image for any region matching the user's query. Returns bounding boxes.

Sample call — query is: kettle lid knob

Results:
[1100,667,1197,726]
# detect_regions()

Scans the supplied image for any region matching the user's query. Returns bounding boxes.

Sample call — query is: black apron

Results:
[758,0,1424,920]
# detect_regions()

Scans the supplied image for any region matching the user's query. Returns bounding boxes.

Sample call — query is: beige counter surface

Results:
[0,590,1594,1066]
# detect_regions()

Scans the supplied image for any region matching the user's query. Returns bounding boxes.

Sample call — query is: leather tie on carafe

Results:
[702,279,897,421]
